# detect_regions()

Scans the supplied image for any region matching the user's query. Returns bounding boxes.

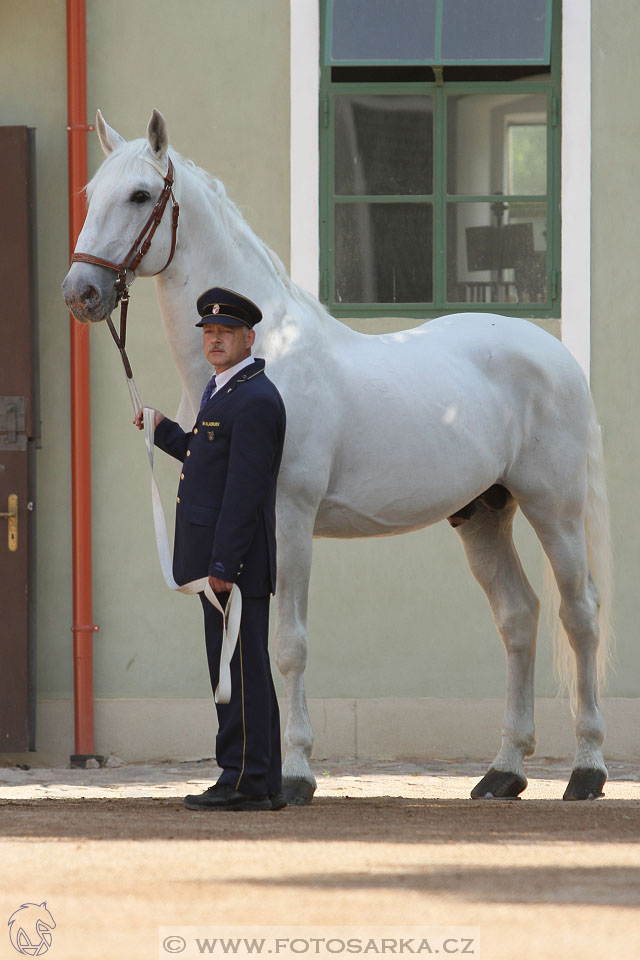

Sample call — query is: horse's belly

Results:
[313,456,498,538]
[313,497,446,538]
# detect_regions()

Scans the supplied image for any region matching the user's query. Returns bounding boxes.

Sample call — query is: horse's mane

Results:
[178,150,328,320]
[88,139,329,322]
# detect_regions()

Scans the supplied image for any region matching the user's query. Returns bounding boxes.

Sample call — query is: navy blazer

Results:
[154,359,286,597]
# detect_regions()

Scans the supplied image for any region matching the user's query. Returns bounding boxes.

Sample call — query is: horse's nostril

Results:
[80,285,99,303]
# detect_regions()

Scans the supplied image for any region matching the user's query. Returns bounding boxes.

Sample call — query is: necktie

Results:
[199,374,216,412]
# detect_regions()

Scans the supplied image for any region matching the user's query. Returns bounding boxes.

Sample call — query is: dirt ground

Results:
[0,757,638,960]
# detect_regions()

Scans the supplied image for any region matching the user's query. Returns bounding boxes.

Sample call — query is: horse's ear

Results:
[147,109,169,161]
[96,109,125,156]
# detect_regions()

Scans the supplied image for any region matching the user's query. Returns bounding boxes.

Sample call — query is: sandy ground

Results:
[0,757,638,960]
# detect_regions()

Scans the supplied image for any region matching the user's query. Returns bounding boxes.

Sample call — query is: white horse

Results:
[63,110,613,803]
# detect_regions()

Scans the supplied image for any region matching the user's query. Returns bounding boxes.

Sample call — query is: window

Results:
[319,0,560,319]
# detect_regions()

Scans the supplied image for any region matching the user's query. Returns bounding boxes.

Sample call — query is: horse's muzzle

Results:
[62,261,118,323]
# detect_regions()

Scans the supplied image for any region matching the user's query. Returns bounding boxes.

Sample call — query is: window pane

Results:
[441,0,549,63]
[508,124,547,194]
[330,0,436,63]
[447,93,547,196]
[447,201,547,303]
[335,95,433,196]
[335,203,433,303]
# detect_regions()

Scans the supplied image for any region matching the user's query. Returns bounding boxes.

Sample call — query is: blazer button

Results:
[176,497,180,504]
[180,473,185,480]
[193,427,198,434]
[186,450,191,457]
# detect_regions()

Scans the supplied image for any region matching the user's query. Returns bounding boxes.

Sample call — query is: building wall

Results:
[1,0,638,763]
[591,0,640,698]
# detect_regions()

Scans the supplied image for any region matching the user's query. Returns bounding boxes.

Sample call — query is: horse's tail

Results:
[584,395,615,691]
[547,393,614,708]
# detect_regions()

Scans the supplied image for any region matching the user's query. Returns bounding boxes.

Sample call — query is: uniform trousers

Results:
[200,593,282,796]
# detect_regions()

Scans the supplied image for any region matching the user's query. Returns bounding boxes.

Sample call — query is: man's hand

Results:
[133,408,165,430]
[209,575,234,594]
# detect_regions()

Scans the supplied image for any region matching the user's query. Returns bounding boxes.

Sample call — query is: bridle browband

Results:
[71,155,180,380]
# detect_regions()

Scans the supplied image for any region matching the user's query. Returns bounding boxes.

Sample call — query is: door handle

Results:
[0,494,18,551]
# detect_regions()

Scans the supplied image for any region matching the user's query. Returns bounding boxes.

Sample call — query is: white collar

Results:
[212,355,255,394]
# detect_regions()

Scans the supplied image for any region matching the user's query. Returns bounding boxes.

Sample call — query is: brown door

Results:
[0,127,39,751]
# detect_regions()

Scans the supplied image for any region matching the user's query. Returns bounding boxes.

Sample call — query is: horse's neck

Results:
[176,169,285,305]
[153,162,350,402]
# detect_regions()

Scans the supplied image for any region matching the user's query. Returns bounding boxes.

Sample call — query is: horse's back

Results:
[375,313,581,386]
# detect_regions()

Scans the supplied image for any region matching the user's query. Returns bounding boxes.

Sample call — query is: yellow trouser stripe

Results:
[235,629,246,790]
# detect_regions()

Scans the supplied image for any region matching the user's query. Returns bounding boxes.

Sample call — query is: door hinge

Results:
[320,269,330,302]
[551,269,560,300]
[320,96,330,129]
[0,397,27,451]
[551,95,560,128]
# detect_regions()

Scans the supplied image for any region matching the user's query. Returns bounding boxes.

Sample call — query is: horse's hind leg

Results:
[453,492,540,799]
[519,507,607,800]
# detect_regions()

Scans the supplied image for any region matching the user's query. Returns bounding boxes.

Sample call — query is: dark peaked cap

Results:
[195,286,262,329]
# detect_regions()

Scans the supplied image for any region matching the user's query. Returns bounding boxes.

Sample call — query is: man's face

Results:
[202,323,255,373]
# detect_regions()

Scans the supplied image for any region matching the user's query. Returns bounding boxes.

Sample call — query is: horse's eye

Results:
[130,190,150,204]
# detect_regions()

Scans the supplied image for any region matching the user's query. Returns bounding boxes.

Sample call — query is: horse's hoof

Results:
[563,768,606,800]
[283,777,315,806]
[471,767,527,799]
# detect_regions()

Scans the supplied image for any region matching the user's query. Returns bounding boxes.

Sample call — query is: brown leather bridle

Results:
[71,156,180,379]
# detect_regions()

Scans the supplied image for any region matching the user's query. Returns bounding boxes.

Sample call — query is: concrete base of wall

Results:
[6,697,637,768]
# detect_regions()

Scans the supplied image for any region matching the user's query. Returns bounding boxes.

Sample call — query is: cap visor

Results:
[195,315,249,328]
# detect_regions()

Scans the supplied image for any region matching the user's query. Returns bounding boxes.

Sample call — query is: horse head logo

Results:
[8,902,56,956]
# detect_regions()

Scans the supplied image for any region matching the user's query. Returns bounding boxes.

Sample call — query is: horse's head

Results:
[63,108,178,323]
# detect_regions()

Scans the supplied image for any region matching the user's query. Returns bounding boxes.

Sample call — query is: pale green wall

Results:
[2,0,636,728]
[591,0,640,697]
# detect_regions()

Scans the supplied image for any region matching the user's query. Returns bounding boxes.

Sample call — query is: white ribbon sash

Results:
[126,377,240,704]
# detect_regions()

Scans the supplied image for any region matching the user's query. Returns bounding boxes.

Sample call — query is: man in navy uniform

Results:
[136,287,286,811]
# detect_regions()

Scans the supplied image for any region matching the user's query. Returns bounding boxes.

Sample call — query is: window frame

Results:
[319,0,562,321]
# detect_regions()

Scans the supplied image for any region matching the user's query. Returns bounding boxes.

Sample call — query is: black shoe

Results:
[269,791,287,811]
[184,782,271,811]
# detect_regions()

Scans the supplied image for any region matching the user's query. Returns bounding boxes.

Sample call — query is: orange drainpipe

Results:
[66,0,100,764]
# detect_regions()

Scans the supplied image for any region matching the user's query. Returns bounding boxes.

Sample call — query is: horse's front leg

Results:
[273,501,317,805]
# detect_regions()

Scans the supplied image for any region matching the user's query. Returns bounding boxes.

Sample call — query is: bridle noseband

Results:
[71,156,180,379]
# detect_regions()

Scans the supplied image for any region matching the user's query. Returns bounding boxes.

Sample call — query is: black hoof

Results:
[283,777,315,806]
[563,768,606,800]
[471,767,528,799]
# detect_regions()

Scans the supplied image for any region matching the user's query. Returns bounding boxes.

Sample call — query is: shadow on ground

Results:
[219,864,640,908]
